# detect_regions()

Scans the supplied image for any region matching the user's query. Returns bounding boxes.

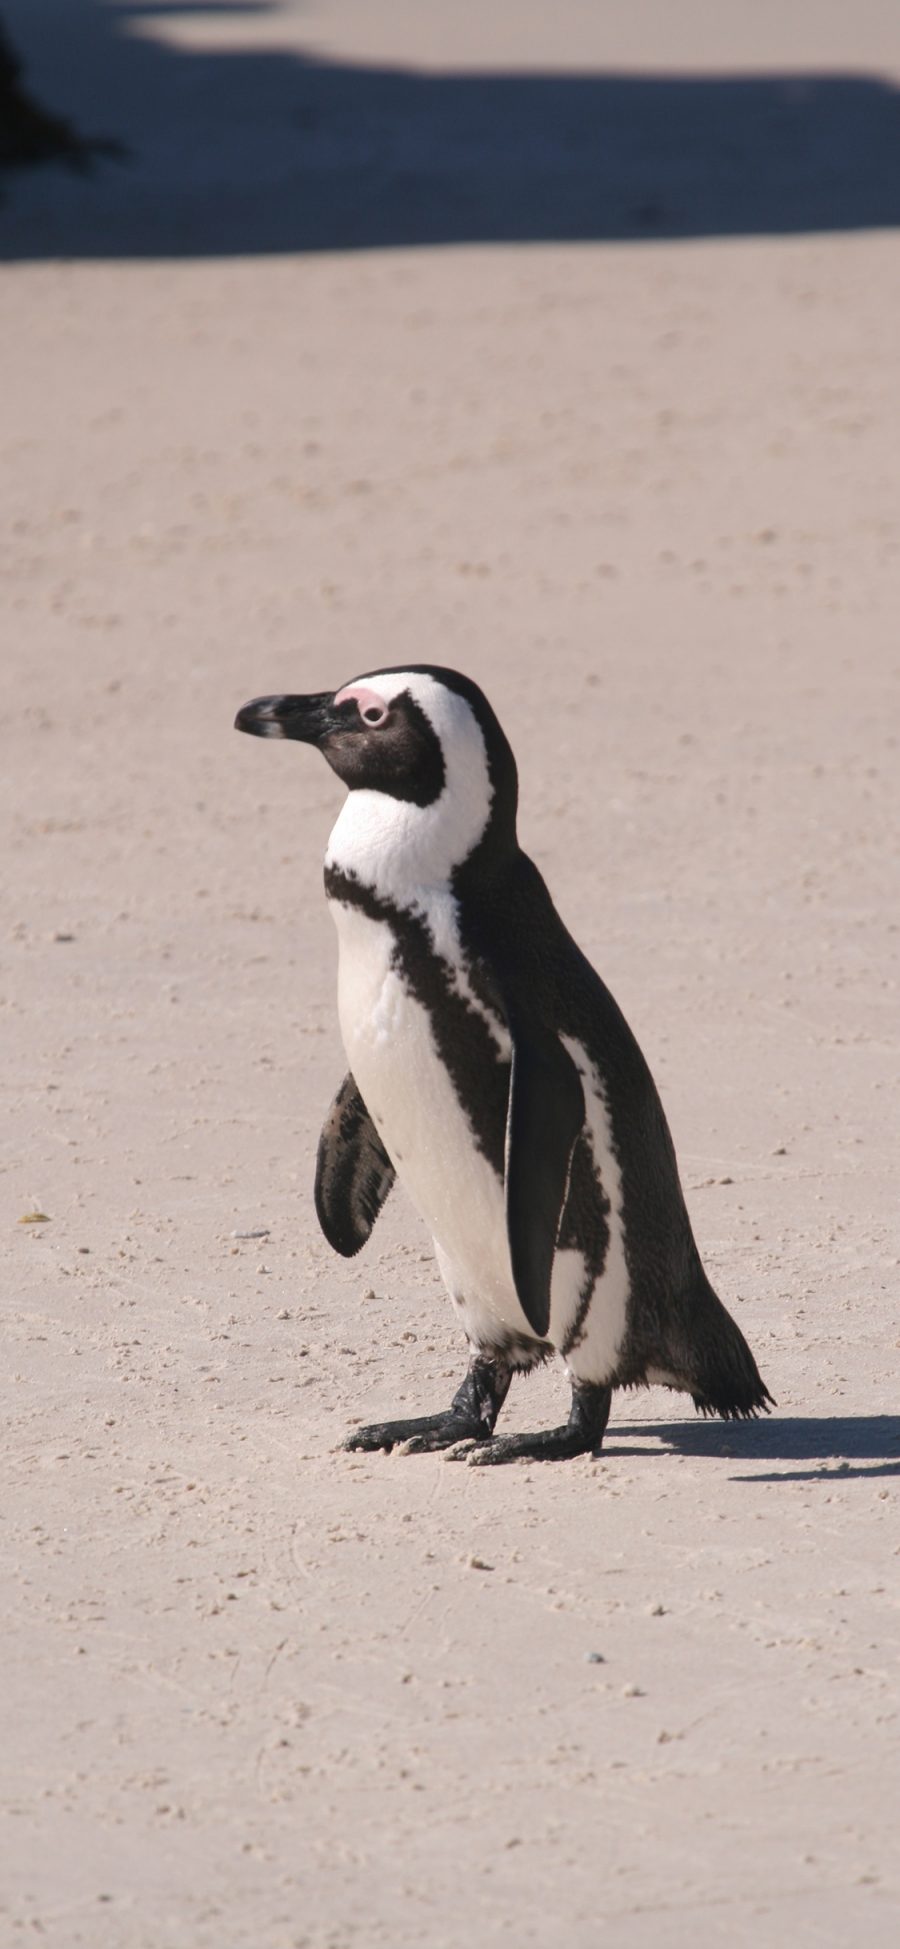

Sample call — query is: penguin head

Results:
[236,666,518,881]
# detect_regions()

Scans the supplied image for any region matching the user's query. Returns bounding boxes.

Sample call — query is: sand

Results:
[2,3,899,1944]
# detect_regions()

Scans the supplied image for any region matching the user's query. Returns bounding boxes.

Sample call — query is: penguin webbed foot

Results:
[468,1381,613,1467]
[468,1428,589,1465]
[345,1408,490,1455]
[344,1354,513,1456]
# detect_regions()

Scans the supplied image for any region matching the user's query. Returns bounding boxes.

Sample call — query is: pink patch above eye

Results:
[334,684,389,725]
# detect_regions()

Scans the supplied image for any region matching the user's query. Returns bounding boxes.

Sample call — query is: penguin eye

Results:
[361,703,389,727]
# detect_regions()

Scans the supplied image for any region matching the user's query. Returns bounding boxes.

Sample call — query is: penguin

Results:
[235,666,773,1463]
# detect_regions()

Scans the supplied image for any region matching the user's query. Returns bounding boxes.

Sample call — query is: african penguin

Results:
[235,666,773,1463]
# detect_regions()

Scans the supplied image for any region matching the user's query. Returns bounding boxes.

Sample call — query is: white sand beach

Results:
[2,3,899,1943]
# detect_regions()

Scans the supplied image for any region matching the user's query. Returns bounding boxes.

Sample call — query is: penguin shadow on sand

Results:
[610,1412,900,1482]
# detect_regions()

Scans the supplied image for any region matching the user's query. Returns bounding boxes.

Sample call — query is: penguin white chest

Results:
[327,896,623,1370]
[328,898,516,1312]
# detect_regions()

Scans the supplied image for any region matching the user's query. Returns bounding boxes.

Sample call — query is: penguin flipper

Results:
[504,1028,585,1338]
[314,1073,396,1257]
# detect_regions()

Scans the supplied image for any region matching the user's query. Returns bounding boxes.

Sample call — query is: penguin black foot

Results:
[344,1354,512,1455]
[468,1380,613,1466]
[345,1410,487,1454]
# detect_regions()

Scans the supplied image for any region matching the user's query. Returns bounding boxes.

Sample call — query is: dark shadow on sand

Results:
[608,1413,900,1481]
[3,0,900,259]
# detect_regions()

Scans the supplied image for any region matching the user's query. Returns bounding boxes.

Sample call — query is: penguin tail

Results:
[691,1381,775,1421]
[673,1273,775,1421]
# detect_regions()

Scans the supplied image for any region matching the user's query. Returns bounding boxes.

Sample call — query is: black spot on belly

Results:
[325,864,510,1177]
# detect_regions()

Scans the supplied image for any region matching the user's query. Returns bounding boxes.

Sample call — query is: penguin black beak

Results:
[234,692,340,744]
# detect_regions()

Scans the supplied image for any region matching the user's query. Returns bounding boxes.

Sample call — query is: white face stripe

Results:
[325,671,495,898]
